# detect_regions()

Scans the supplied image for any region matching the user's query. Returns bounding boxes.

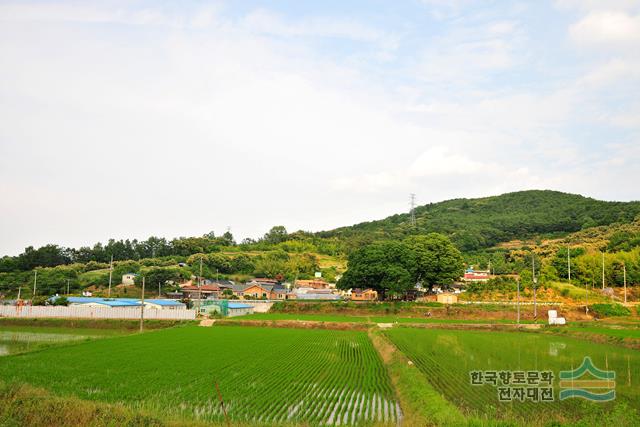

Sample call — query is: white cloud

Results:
[555,0,639,13]
[570,11,640,46]
[408,146,483,177]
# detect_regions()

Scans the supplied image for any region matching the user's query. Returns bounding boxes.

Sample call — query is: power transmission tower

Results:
[409,193,416,226]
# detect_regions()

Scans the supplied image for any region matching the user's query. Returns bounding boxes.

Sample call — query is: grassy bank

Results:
[368,330,466,427]
[0,317,191,331]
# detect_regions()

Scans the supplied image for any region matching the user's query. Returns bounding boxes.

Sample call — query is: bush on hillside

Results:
[589,303,631,317]
[466,277,517,294]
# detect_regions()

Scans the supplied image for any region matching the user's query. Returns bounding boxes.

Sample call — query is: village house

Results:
[180,284,221,300]
[240,282,272,299]
[294,279,330,289]
[270,287,295,300]
[121,273,137,285]
[350,288,378,301]
[462,268,491,282]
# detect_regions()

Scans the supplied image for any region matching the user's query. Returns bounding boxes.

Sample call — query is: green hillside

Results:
[318,190,640,251]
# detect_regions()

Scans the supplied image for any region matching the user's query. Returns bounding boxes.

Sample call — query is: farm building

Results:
[350,288,378,301]
[121,273,137,285]
[142,299,186,310]
[294,288,341,300]
[436,293,458,304]
[66,297,185,309]
[200,300,254,317]
[227,302,254,316]
[67,297,141,308]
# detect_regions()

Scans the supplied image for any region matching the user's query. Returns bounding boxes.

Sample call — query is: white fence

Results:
[241,301,274,313]
[0,305,196,320]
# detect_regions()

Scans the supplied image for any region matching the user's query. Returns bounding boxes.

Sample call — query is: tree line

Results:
[0,226,344,273]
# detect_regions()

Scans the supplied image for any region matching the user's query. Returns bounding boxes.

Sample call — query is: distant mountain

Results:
[318,190,640,252]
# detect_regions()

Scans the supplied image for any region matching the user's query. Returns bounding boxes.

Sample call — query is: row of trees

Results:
[0,249,324,298]
[0,226,346,273]
[337,233,463,296]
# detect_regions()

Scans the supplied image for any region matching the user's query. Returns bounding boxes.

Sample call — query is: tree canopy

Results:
[337,233,463,295]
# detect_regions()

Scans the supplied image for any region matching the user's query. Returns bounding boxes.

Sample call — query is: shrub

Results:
[52,296,69,306]
[589,303,631,317]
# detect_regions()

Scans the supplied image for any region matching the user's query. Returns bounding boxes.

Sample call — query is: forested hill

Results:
[317,190,640,251]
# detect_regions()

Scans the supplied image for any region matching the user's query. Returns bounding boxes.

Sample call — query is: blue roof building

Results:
[65,297,185,309]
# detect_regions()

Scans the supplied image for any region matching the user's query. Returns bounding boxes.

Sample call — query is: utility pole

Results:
[198,256,203,315]
[107,255,113,298]
[587,277,593,315]
[409,193,416,227]
[567,245,571,283]
[623,263,627,304]
[532,253,537,321]
[601,251,605,290]
[66,279,70,295]
[32,270,37,300]
[158,282,161,298]
[139,276,145,333]
[17,286,21,301]
[516,279,520,325]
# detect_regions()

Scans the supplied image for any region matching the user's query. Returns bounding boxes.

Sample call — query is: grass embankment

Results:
[0,382,287,427]
[0,382,166,427]
[544,320,640,349]
[384,327,640,426]
[0,325,399,426]
[0,317,190,331]
[368,330,466,427]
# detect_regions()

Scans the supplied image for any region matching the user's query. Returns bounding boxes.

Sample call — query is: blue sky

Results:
[0,0,639,255]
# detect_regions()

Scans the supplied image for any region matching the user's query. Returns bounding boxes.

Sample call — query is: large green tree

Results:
[404,233,464,288]
[337,241,414,295]
[338,233,463,296]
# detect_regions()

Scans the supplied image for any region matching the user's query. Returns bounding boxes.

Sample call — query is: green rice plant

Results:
[0,325,398,426]
[384,328,640,425]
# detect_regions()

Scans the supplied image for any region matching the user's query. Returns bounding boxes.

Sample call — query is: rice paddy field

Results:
[0,325,400,426]
[384,327,640,425]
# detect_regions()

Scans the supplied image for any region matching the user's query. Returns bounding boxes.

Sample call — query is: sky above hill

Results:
[1,0,639,255]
